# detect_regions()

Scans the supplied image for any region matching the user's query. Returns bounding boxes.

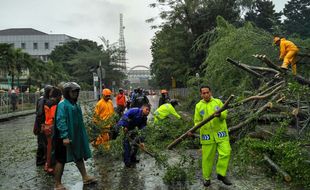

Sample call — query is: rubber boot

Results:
[217,174,232,186]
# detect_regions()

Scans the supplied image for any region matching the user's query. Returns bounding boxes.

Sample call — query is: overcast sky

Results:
[0,0,287,69]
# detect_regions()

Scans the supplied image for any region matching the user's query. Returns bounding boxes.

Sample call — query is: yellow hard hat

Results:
[273,36,280,44]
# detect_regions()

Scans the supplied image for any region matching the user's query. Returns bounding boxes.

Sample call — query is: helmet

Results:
[273,36,280,44]
[44,85,53,98]
[63,82,81,90]
[161,89,168,94]
[119,88,124,92]
[102,88,112,96]
[170,99,179,107]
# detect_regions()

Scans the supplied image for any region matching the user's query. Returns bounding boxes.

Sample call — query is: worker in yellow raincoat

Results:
[92,88,114,150]
[274,36,299,75]
[153,99,181,124]
[193,86,232,187]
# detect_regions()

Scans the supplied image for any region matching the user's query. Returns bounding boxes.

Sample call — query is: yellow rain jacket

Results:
[94,99,114,121]
[279,38,299,75]
[154,103,181,124]
[92,99,114,149]
[194,97,229,145]
[279,38,299,60]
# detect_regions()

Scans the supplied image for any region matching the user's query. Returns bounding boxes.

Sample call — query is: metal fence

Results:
[0,91,95,115]
[168,88,189,99]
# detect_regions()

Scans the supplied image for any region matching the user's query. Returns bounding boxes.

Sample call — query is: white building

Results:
[0,28,77,61]
[0,28,77,90]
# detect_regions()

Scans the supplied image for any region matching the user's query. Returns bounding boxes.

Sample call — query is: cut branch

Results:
[229,102,272,132]
[263,154,292,182]
[253,54,282,71]
[246,65,279,74]
[226,57,264,78]
[231,84,283,107]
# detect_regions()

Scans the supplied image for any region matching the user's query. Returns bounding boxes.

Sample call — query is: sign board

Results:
[94,76,98,82]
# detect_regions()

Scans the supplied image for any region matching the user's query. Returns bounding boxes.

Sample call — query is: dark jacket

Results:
[117,108,147,131]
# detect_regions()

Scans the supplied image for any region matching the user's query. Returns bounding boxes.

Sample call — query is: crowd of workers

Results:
[33,84,232,189]
[30,36,300,189]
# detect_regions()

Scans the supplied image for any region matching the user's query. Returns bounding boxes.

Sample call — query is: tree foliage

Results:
[0,43,72,89]
[149,0,241,88]
[202,17,278,96]
[283,0,310,38]
[244,0,281,33]
[50,39,125,89]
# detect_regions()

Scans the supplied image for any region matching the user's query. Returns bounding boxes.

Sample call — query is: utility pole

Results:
[99,60,103,96]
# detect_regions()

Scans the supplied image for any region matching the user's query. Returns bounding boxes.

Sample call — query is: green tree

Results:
[244,0,281,33]
[150,24,192,88]
[149,0,240,88]
[0,44,33,88]
[50,39,125,89]
[283,0,310,38]
[202,16,278,96]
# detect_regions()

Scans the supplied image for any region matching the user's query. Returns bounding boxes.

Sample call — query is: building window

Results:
[33,43,38,50]
[44,42,49,50]
[21,43,26,49]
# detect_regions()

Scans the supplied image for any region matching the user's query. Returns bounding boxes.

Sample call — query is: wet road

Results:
[0,95,294,190]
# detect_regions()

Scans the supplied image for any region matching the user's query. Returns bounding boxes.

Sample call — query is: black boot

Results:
[131,156,140,163]
[203,179,211,187]
[217,174,232,186]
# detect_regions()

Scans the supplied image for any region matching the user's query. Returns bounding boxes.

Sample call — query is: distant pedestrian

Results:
[158,89,170,107]
[53,82,96,189]
[10,89,18,111]
[131,88,149,108]
[116,88,126,117]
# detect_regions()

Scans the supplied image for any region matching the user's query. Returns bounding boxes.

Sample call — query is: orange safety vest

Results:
[116,93,126,106]
[44,105,57,125]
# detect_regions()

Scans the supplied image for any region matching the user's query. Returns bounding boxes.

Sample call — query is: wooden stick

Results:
[127,135,156,158]
[167,95,234,150]
[263,154,292,182]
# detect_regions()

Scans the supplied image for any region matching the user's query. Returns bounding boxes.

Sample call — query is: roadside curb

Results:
[0,109,36,122]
